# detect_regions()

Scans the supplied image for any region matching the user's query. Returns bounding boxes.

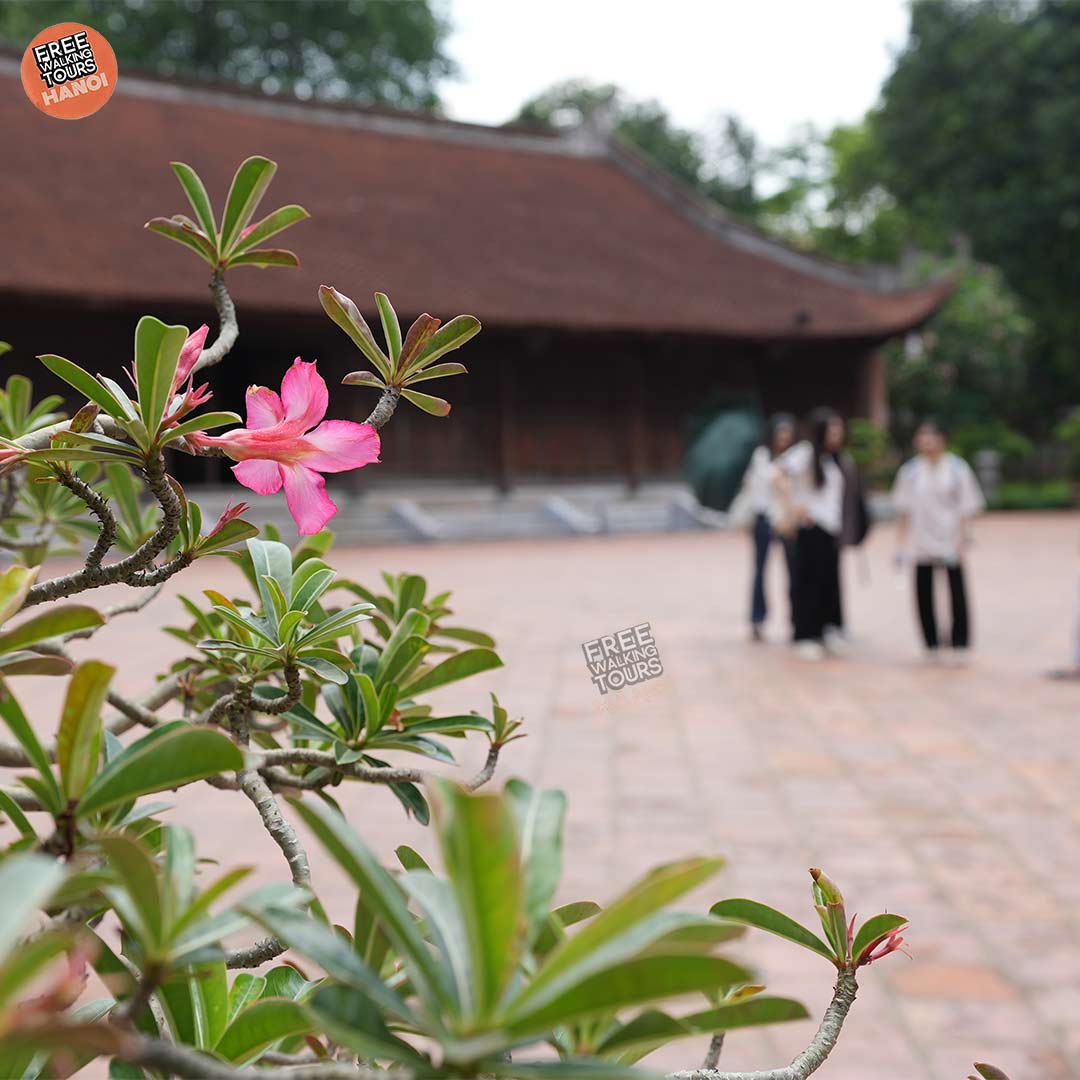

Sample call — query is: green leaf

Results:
[506,954,751,1038]
[523,858,724,1004]
[229,205,309,255]
[98,835,163,950]
[973,1066,1012,1080]
[375,293,402,364]
[192,961,229,1049]
[170,162,219,243]
[0,787,35,839]
[851,913,908,965]
[0,566,37,625]
[227,249,300,269]
[0,689,62,813]
[709,898,835,962]
[400,387,452,417]
[318,285,392,382]
[134,316,188,435]
[596,996,808,1059]
[247,538,294,614]
[288,798,452,1014]
[0,853,65,961]
[406,361,468,384]
[309,983,426,1064]
[145,217,217,266]
[215,997,311,1065]
[161,411,242,444]
[405,647,502,696]
[506,780,567,942]
[56,660,113,801]
[78,722,244,817]
[226,973,266,1025]
[36,355,127,420]
[396,313,441,376]
[341,370,385,388]
[242,904,413,1023]
[103,464,144,537]
[395,845,431,872]
[194,519,260,558]
[432,779,523,1021]
[219,156,277,254]
[407,314,482,375]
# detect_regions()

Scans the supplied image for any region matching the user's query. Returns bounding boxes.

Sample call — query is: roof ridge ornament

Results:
[562,98,619,157]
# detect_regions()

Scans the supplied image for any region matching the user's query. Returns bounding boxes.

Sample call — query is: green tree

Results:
[885,253,1032,445]
[872,0,1080,416]
[0,0,454,109]
[514,79,707,188]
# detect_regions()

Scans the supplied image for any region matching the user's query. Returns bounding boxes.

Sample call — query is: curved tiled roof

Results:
[0,62,949,340]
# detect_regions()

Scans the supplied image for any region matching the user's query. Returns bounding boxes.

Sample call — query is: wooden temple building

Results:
[0,55,950,489]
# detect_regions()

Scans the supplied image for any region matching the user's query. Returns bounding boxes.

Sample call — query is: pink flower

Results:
[859,926,910,966]
[205,500,250,539]
[175,323,209,390]
[191,359,380,535]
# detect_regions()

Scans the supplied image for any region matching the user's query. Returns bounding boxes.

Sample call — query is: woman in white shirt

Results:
[742,414,797,641]
[893,419,985,660]
[773,408,847,660]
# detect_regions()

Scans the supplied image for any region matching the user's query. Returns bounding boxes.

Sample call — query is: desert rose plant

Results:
[0,156,913,1079]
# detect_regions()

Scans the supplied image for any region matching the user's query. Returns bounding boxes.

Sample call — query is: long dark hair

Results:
[807,407,840,489]
[765,412,796,459]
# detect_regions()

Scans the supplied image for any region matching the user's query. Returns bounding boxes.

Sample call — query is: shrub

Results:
[0,155,908,1080]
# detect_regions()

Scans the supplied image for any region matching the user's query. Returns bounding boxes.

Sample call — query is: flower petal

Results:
[245,385,285,430]
[176,324,209,386]
[281,358,328,431]
[281,463,337,535]
[232,458,283,496]
[298,420,381,473]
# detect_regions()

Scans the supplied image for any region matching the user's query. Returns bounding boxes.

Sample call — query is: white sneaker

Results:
[823,626,850,656]
[795,641,826,662]
[925,647,943,664]
[950,647,972,666]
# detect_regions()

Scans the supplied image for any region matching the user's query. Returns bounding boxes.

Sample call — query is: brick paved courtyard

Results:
[11,512,1080,1079]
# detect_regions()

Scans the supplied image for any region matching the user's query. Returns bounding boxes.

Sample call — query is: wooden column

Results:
[858,347,890,429]
[626,347,647,492]
[495,351,516,493]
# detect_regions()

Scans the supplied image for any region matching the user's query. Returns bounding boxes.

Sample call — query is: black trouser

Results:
[915,561,969,649]
[792,525,840,642]
[750,513,796,627]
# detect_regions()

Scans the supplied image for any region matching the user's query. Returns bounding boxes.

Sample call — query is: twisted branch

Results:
[22,454,181,608]
[364,386,401,431]
[667,971,858,1080]
[190,271,239,376]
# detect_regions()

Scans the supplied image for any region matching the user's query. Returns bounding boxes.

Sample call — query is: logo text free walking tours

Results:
[582,622,664,695]
[21,22,118,120]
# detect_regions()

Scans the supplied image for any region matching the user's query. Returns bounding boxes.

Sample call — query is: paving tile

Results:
[4,513,1080,1078]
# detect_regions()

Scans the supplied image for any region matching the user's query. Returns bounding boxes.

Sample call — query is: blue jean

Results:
[751,513,795,627]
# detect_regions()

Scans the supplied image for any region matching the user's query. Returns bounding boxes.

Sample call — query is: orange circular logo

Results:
[20,22,117,120]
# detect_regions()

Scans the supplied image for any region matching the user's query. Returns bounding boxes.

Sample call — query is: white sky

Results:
[442,0,911,145]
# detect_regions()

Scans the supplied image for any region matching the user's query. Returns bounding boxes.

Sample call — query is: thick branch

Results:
[190,272,238,377]
[0,673,182,767]
[85,1028,409,1080]
[667,971,857,1080]
[226,680,311,969]
[364,386,401,432]
[253,742,501,792]
[22,454,181,608]
[57,472,117,569]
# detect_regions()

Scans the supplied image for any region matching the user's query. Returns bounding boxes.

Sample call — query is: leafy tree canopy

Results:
[0,0,455,109]
[514,79,772,221]
[872,0,1080,402]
